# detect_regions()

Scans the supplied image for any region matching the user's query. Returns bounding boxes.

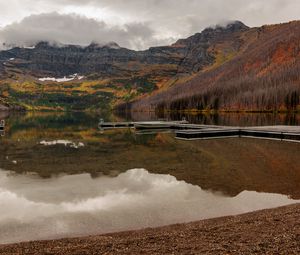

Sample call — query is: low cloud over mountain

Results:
[0,0,300,50]
[0,13,173,50]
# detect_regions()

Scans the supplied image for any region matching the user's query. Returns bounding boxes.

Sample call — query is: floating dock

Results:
[98,120,190,130]
[98,121,135,129]
[134,120,189,130]
[0,120,4,130]
[176,128,240,139]
[98,120,215,130]
[176,126,300,142]
[98,121,300,142]
[0,120,5,136]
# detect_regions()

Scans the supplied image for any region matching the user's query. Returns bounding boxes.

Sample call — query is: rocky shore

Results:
[0,204,299,254]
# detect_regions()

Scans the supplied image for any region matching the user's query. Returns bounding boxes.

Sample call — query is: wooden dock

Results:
[175,126,300,142]
[0,120,4,136]
[98,121,135,129]
[0,120,4,130]
[134,120,189,130]
[98,120,217,130]
[98,121,300,142]
[176,128,240,139]
[98,120,190,130]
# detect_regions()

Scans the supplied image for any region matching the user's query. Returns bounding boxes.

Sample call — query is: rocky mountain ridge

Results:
[0,21,249,77]
[1,20,299,112]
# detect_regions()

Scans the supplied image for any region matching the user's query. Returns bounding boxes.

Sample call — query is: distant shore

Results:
[0,204,299,254]
[1,105,300,114]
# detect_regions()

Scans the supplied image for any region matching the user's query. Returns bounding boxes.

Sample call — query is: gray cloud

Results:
[0,13,172,50]
[0,0,299,50]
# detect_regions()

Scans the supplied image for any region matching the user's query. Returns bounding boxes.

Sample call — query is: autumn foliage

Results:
[124,21,300,112]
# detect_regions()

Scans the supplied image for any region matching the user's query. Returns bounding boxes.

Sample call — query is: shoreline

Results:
[0,203,299,254]
[1,107,300,113]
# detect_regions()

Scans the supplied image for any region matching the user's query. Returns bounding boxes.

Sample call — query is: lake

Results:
[0,112,299,244]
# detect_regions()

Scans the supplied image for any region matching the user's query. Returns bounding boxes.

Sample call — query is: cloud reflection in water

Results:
[0,168,298,244]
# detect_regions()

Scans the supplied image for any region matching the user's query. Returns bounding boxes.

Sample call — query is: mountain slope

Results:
[0,21,250,111]
[127,21,300,112]
[0,27,227,110]
[0,20,299,112]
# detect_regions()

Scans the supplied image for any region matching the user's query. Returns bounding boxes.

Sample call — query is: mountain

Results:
[0,20,299,112]
[1,22,248,77]
[127,21,300,113]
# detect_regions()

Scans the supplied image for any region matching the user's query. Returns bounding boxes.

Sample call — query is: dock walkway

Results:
[0,120,5,136]
[175,125,300,142]
[98,121,134,129]
[0,120,4,130]
[98,120,190,130]
[98,121,300,142]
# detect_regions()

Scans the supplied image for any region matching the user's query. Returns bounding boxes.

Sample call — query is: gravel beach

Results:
[0,203,299,255]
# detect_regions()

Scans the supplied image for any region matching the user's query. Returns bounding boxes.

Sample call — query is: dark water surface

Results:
[0,112,299,244]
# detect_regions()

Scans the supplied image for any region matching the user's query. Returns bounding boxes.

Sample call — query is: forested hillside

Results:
[0,21,299,112]
[126,21,300,112]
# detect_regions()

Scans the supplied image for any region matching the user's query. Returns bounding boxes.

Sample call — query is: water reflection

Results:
[1,112,300,200]
[0,168,298,244]
[2,111,300,129]
[128,111,300,126]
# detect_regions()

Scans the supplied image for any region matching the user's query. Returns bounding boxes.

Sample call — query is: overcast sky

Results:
[0,0,299,50]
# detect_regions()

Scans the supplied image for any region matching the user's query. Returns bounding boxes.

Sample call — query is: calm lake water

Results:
[0,112,300,244]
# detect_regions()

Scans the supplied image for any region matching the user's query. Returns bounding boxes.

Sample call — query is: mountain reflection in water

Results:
[0,112,300,244]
